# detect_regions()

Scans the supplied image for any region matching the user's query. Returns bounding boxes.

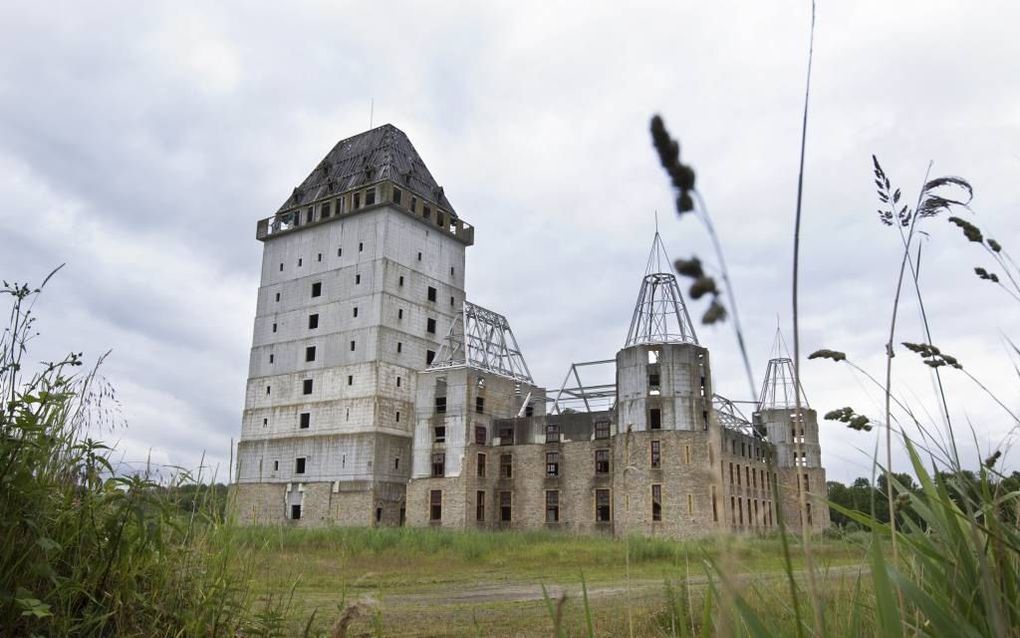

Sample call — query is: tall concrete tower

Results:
[232,124,474,526]
[752,356,830,531]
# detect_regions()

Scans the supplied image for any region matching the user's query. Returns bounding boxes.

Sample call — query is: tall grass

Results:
[0,274,285,636]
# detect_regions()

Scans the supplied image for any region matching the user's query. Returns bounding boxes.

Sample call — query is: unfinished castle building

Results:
[231,124,829,536]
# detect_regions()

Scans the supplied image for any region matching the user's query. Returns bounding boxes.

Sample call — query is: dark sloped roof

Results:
[277,123,456,216]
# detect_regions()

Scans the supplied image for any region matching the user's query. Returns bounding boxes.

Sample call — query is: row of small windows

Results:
[727,461,775,491]
[728,437,765,460]
[275,280,453,305]
[429,488,614,523]
[730,496,778,528]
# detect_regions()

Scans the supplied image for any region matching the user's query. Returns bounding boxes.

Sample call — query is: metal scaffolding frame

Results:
[549,359,617,415]
[427,300,533,383]
[757,357,809,410]
[624,232,698,347]
[713,394,760,437]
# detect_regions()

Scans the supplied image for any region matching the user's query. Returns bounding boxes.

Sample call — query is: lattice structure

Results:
[549,359,617,414]
[428,301,533,383]
[757,357,809,410]
[713,394,758,437]
[624,232,698,347]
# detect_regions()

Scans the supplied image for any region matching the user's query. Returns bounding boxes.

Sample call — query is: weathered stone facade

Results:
[233,123,830,536]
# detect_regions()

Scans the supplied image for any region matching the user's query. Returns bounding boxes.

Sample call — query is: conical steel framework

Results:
[757,357,809,410]
[624,231,698,347]
[428,301,533,383]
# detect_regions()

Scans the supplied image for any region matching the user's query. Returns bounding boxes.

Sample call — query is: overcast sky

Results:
[2,1,1018,483]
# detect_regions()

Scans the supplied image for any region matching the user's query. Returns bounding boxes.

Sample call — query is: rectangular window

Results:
[353,307,358,318]
[474,425,487,445]
[475,396,484,413]
[291,504,301,520]
[477,453,486,478]
[355,274,361,284]
[594,420,610,440]
[476,490,485,521]
[525,404,534,417]
[275,292,280,302]
[712,486,718,522]
[353,193,361,209]
[431,453,445,477]
[305,346,316,362]
[365,188,376,205]
[311,282,322,297]
[648,371,661,393]
[546,451,559,477]
[305,208,313,224]
[423,205,432,219]
[398,309,403,319]
[649,408,662,430]
[650,440,661,468]
[392,187,402,204]
[347,375,353,386]
[411,196,417,211]
[434,425,446,443]
[652,484,662,521]
[499,491,512,522]
[426,350,435,365]
[272,323,277,333]
[500,454,513,478]
[321,201,331,218]
[498,424,514,445]
[545,423,560,443]
[684,445,692,464]
[350,340,356,352]
[295,457,306,474]
[399,275,404,286]
[595,449,610,474]
[435,396,446,413]
[269,353,274,364]
[688,494,694,515]
[298,258,302,267]
[302,379,313,395]
[429,490,442,521]
[595,489,611,522]
[427,286,437,302]
[546,491,560,522]
[802,473,810,493]
[308,314,319,329]
[427,318,436,334]
[397,342,402,353]
[299,412,310,429]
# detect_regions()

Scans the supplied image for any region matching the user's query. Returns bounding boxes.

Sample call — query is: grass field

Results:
[235,526,871,636]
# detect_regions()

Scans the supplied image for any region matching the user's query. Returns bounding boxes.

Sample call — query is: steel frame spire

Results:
[624,231,698,347]
[428,301,533,383]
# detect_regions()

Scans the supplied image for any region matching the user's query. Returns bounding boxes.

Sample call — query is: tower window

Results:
[317,253,322,262]
[476,490,485,521]
[295,457,306,474]
[279,263,283,272]
[649,408,662,430]
[431,453,445,477]
[396,377,402,387]
[475,425,487,445]
[426,350,435,365]
[291,504,301,519]
[427,286,437,302]
[397,342,402,353]
[302,379,313,395]
[275,292,280,302]
[651,440,661,468]
[355,274,361,285]
[399,275,404,286]
[298,258,302,267]
[305,346,316,362]
[299,412,310,429]
[358,242,364,252]
[266,385,271,395]
[595,489,611,522]
[353,193,361,209]
[429,490,442,521]
[417,252,422,261]
[347,375,353,386]
[269,353,274,364]
[311,282,321,297]
[434,425,446,442]
[594,420,610,440]
[475,396,484,413]
[398,309,404,320]
[411,196,417,211]
[477,453,486,477]
[499,491,512,522]
[545,423,559,443]
[365,188,376,206]
[308,314,319,329]
[350,340,356,351]
[427,318,437,334]
[546,490,560,522]
[338,248,342,257]
[392,187,403,204]
[595,449,610,474]
[321,201,331,218]
[450,267,455,276]
[272,323,277,333]
[500,454,513,478]
[435,397,446,413]
[546,451,559,477]
[652,485,662,521]
[353,307,358,318]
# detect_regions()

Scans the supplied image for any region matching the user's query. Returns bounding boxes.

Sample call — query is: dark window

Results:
[595,489,611,522]
[350,340,356,352]
[353,193,361,209]
[291,504,301,520]
[525,404,534,417]
[295,457,306,474]
[338,247,342,257]
[353,307,358,318]
[305,346,316,362]
[595,420,610,440]
[298,258,303,267]
[546,491,559,522]
[431,453,445,477]
[397,342,402,353]
[417,251,422,261]
[435,397,446,413]
[266,385,271,395]
[411,196,417,211]
[427,286,437,302]
[392,187,403,204]
[305,208,312,223]
[546,451,559,477]
[649,408,662,430]
[308,314,319,329]
[317,253,322,262]
[398,309,403,319]
[347,375,353,386]
[279,263,284,272]
[595,449,610,474]
[649,372,661,393]
[355,274,361,285]
[545,423,560,443]
[652,485,662,521]
[365,188,376,205]
[499,491,511,522]
[429,490,442,521]
[272,323,277,333]
[426,350,435,365]
[450,296,455,306]
[474,425,487,445]
[651,440,661,468]
[269,353,274,364]
[475,396,484,413]
[375,508,382,523]
[434,426,446,443]
[423,205,432,219]
[321,201,331,218]
[500,454,513,478]
[396,377,402,387]
[275,292,280,302]
[498,424,514,445]
[302,379,313,395]
[477,453,486,477]
[273,460,279,471]
[476,490,485,521]
[299,412,310,429]
[399,275,404,286]
[427,318,436,334]
[450,266,455,276]
[359,242,364,252]
[395,411,400,423]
